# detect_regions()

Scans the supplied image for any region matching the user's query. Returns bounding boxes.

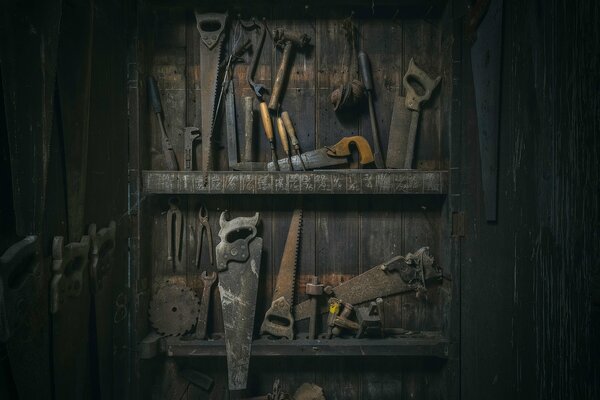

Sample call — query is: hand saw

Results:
[195,12,228,182]
[293,247,442,321]
[260,209,303,339]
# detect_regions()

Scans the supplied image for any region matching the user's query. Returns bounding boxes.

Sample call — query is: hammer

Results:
[268,28,311,111]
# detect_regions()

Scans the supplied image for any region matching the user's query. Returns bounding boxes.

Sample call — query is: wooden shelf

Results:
[162,337,450,359]
[142,170,448,195]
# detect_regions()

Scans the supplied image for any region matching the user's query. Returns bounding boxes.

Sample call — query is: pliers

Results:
[195,205,214,268]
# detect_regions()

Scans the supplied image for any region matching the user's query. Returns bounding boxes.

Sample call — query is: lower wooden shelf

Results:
[162,336,450,359]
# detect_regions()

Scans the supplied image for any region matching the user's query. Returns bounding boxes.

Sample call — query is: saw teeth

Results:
[148,282,200,336]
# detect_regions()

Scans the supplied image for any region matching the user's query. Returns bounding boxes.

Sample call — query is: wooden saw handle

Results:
[326,136,374,165]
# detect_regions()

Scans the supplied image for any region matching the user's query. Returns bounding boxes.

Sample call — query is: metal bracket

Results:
[88,221,116,292]
[50,235,91,314]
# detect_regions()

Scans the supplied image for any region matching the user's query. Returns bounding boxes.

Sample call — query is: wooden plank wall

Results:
[140,4,452,399]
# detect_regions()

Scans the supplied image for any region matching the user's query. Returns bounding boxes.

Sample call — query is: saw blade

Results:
[272,209,303,304]
[195,12,228,181]
[149,283,200,336]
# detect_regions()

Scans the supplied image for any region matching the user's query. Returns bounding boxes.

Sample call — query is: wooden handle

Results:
[276,117,290,155]
[259,101,274,142]
[281,111,299,146]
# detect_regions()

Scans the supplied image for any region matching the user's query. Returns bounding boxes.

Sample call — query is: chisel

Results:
[259,102,279,170]
[147,76,179,171]
[281,111,307,170]
[276,117,293,170]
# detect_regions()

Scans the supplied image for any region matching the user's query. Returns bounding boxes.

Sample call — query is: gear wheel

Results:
[149,282,200,336]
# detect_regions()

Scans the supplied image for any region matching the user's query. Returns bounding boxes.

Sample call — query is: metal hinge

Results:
[451,212,465,237]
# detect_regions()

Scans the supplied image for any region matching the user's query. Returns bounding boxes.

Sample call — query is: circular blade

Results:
[149,283,200,336]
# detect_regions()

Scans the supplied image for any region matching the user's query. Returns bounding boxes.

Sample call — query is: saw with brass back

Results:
[260,209,303,339]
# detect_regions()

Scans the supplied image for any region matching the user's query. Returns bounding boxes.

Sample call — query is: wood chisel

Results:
[281,111,307,170]
[358,50,385,169]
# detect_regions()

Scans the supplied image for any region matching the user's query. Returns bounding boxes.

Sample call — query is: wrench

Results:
[195,271,216,339]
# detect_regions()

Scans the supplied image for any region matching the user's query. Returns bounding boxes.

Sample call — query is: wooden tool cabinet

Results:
[129,1,460,398]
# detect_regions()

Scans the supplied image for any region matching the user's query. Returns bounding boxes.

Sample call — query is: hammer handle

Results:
[268,42,293,110]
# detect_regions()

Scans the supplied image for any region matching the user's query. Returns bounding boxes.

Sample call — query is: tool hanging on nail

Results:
[281,111,306,170]
[195,205,214,268]
[148,76,179,171]
[194,271,216,340]
[166,197,183,272]
[268,28,311,111]
[358,50,385,169]
[216,212,263,390]
[195,12,228,182]
[261,209,303,340]
[387,59,441,169]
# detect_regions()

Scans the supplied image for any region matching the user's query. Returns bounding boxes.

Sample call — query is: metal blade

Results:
[273,209,303,304]
[218,237,262,390]
[196,12,227,181]
[386,95,413,169]
[267,148,348,171]
[294,248,441,321]
[471,0,503,221]
[225,78,238,168]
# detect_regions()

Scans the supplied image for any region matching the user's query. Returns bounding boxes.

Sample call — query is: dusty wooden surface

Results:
[136,3,453,399]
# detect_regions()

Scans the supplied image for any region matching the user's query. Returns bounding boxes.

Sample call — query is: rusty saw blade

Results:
[195,12,227,182]
[260,209,302,339]
[293,247,441,321]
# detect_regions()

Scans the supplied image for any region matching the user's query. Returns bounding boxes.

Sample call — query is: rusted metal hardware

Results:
[183,127,200,171]
[388,58,441,170]
[245,19,268,100]
[358,50,385,168]
[243,96,254,162]
[195,205,214,268]
[267,136,374,171]
[305,276,324,340]
[50,235,91,313]
[195,12,228,182]
[0,236,41,341]
[294,247,441,321]
[243,379,291,400]
[194,271,216,340]
[355,300,383,338]
[281,112,307,170]
[325,298,341,339]
[149,282,200,336]
[148,76,179,171]
[88,221,116,292]
[332,302,358,337]
[216,212,262,390]
[293,383,326,400]
[166,197,183,271]
[261,209,303,339]
[268,28,311,111]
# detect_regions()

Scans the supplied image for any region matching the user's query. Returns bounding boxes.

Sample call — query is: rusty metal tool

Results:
[261,209,303,339]
[276,117,293,170]
[305,276,324,340]
[402,59,441,169]
[149,282,200,336]
[358,50,385,168]
[183,127,200,171]
[148,76,179,171]
[243,96,254,161]
[268,28,311,111]
[294,247,441,321]
[195,205,214,268]
[387,59,441,169]
[195,12,228,181]
[194,271,216,339]
[216,212,263,390]
[166,198,183,271]
[332,302,359,337]
[281,111,306,170]
[470,0,503,221]
[355,300,383,338]
[325,298,341,339]
[261,102,279,169]
[267,136,374,171]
